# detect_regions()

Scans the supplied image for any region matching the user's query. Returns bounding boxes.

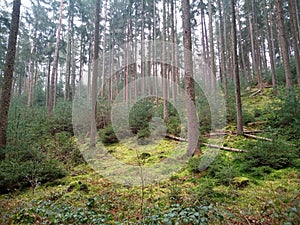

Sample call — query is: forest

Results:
[0,0,299,224]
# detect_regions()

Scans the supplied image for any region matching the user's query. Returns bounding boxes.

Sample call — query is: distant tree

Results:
[0,0,21,159]
[275,0,293,88]
[287,0,300,86]
[231,0,243,135]
[48,0,63,117]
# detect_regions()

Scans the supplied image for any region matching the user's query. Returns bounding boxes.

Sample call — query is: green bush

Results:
[99,125,119,145]
[242,140,298,172]
[129,98,154,134]
[0,148,66,193]
[269,88,300,140]
[206,154,239,186]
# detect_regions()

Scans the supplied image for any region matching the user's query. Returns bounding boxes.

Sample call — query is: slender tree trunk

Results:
[0,0,21,158]
[231,0,243,135]
[90,0,100,147]
[208,0,216,92]
[275,0,293,88]
[182,0,201,156]
[263,0,277,93]
[288,0,300,86]
[141,0,145,94]
[64,0,72,101]
[48,0,63,117]
[87,40,92,98]
[27,45,34,107]
[162,0,168,120]
[100,0,108,97]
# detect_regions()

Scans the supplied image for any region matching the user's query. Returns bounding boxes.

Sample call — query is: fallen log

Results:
[247,121,268,126]
[205,130,264,137]
[250,89,262,97]
[165,134,247,153]
[243,133,272,141]
[203,143,247,153]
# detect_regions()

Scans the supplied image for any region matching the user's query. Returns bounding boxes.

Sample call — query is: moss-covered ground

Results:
[0,87,299,224]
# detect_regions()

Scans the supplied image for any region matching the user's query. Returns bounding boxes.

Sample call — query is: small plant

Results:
[99,125,119,145]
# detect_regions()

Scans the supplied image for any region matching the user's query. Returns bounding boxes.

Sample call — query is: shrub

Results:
[0,148,66,193]
[99,125,119,145]
[242,140,298,172]
[206,154,239,186]
[269,88,300,140]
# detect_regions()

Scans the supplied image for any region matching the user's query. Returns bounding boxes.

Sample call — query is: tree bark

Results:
[288,0,300,86]
[90,0,100,148]
[275,0,293,88]
[231,0,243,135]
[0,0,21,158]
[208,0,216,92]
[48,0,63,117]
[182,0,201,156]
[263,0,277,94]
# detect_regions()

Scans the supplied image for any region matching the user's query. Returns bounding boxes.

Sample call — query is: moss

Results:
[232,176,250,188]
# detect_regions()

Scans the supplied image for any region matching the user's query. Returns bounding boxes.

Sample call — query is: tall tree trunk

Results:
[48,0,63,117]
[100,0,108,97]
[141,0,145,94]
[208,0,216,92]
[275,0,293,88]
[162,0,168,120]
[0,0,21,158]
[64,0,73,101]
[90,0,100,148]
[263,0,277,94]
[27,45,34,107]
[182,0,201,156]
[231,0,243,135]
[87,39,92,98]
[288,0,300,86]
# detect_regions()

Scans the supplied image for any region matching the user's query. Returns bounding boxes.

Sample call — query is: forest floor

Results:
[0,87,299,224]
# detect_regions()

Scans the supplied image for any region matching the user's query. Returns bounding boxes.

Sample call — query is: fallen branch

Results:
[247,121,267,126]
[250,89,262,97]
[203,143,247,153]
[205,130,264,137]
[243,133,272,141]
[165,134,247,153]
[166,134,187,142]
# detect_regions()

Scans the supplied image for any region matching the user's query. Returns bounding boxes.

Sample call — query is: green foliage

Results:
[206,154,240,186]
[129,98,154,134]
[0,148,66,193]
[142,204,224,224]
[11,200,110,224]
[268,88,300,140]
[99,125,119,145]
[242,140,298,173]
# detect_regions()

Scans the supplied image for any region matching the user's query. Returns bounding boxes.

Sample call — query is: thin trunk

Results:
[87,40,92,98]
[163,0,168,120]
[288,0,300,86]
[90,0,100,147]
[64,0,72,101]
[263,0,277,93]
[231,0,243,135]
[141,0,145,94]
[208,0,216,92]
[27,45,34,107]
[100,0,108,97]
[275,0,293,88]
[48,0,63,117]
